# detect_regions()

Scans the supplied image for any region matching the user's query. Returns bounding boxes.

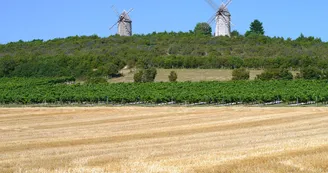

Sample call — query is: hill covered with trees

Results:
[0,31,327,78]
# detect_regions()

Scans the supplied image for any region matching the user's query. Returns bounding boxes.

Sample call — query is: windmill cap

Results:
[120,10,132,21]
[219,4,231,15]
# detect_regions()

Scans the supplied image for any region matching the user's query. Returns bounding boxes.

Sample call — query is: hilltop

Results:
[0,32,327,78]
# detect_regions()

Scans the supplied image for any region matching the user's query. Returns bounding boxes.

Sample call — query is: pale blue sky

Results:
[1,0,327,44]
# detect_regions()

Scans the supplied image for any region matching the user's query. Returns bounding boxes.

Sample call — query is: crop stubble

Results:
[0,107,327,173]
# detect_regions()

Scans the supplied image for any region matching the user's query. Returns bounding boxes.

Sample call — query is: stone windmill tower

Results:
[205,0,232,37]
[109,6,133,36]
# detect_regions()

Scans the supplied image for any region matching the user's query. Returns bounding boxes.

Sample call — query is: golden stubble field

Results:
[0,107,328,173]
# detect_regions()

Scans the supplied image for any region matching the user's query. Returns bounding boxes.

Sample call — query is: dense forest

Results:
[0,31,327,78]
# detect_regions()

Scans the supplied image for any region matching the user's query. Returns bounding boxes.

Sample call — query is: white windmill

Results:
[109,6,134,36]
[205,0,232,37]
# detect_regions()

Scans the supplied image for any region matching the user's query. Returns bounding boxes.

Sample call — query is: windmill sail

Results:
[205,0,232,37]
[109,6,133,36]
[216,3,231,37]
[117,10,132,36]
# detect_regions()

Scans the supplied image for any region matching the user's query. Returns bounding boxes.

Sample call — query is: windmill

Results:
[109,6,134,36]
[205,0,232,37]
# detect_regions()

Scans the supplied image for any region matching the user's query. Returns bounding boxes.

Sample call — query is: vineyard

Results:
[1,77,328,105]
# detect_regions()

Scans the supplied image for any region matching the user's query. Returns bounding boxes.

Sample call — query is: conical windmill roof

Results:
[120,10,131,21]
[218,4,231,16]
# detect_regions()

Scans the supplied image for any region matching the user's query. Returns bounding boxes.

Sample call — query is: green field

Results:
[0,77,327,105]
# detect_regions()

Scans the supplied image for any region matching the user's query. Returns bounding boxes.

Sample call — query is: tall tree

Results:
[246,19,265,36]
[194,22,212,36]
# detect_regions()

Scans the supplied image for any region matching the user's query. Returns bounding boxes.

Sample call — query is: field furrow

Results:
[0,107,327,173]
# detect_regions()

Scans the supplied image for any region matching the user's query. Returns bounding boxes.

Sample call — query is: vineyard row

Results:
[1,78,328,105]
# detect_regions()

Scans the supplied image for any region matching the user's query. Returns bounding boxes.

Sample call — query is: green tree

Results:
[142,67,157,82]
[134,68,157,83]
[136,58,149,69]
[231,30,241,37]
[168,71,178,82]
[246,19,265,36]
[299,66,322,80]
[105,63,119,78]
[232,68,250,80]
[134,70,144,83]
[228,57,244,69]
[0,56,16,76]
[194,22,212,36]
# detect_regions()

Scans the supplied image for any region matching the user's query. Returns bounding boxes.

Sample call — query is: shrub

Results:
[232,68,250,80]
[168,71,178,82]
[134,70,144,83]
[85,77,108,84]
[299,66,322,80]
[142,67,157,82]
[194,22,212,36]
[134,67,157,83]
[256,68,293,80]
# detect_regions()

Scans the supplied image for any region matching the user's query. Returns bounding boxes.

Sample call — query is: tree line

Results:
[0,21,327,78]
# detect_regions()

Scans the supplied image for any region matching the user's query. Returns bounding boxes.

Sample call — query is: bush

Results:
[256,68,293,80]
[194,22,212,36]
[134,67,157,83]
[168,71,178,82]
[134,70,144,83]
[85,77,108,84]
[232,68,250,80]
[142,68,157,82]
[299,66,322,79]
[105,63,120,78]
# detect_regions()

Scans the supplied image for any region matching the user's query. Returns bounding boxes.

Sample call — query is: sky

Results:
[1,0,328,44]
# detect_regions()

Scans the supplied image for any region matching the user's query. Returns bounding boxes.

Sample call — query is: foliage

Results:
[168,71,178,82]
[105,63,120,78]
[231,30,241,37]
[1,32,328,78]
[232,68,250,80]
[256,68,293,80]
[142,67,157,82]
[1,78,328,104]
[134,67,157,83]
[246,19,265,36]
[85,77,108,84]
[194,23,212,36]
[134,70,144,83]
[298,66,323,80]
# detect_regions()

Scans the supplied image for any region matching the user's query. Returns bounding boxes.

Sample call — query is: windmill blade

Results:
[205,0,219,11]
[220,14,229,25]
[122,22,132,35]
[229,20,235,27]
[111,5,120,17]
[109,21,119,30]
[220,14,235,30]
[207,13,217,25]
[125,8,134,15]
[120,8,134,21]
[221,13,234,26]
[220,15,230,28]
[222,0,232,10]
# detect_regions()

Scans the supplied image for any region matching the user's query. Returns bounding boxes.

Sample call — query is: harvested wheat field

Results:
[0,107,328,173]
